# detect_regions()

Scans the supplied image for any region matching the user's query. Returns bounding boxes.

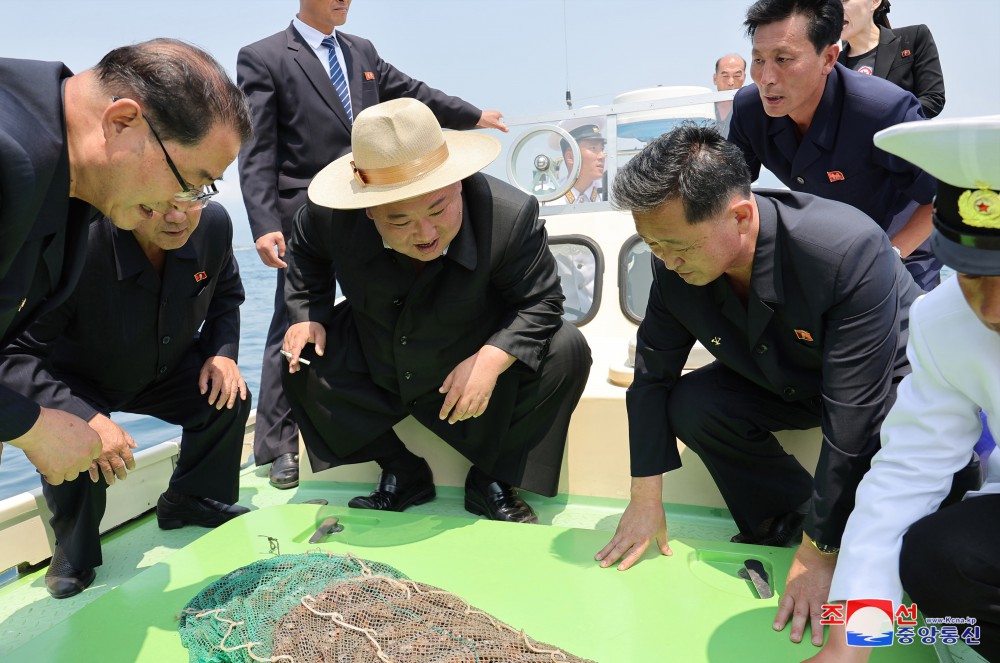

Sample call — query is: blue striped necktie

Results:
[321,36,353,123]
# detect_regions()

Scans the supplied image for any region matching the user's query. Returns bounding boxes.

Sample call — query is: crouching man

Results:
[281,98,591,524]
[0,201,250,599]
[812,117,1000,662]
[595,124,928,646]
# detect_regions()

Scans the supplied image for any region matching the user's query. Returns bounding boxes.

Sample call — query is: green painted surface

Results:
[5,503,937,663]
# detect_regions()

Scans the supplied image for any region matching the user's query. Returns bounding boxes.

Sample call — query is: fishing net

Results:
[178,551,596,663]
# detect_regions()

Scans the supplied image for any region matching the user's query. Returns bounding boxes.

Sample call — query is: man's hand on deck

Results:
[439,345,515,424]
[200,356,249,409]
[283,321,326,373]
[87,413,138,485]
[802,623,872,662]
[774,534,838,646]
[7,407,101,485]
[595,475,672,570]
[255,231,287,268]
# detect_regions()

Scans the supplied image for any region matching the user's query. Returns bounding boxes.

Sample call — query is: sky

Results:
[3,0,998,248]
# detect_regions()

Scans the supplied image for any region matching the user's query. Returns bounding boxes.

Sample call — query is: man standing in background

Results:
[714,53,747,92]
[712,53,746,136]
[237,0,507,489]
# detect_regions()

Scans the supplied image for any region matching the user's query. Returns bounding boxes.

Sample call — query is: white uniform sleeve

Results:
[830,285,984,604]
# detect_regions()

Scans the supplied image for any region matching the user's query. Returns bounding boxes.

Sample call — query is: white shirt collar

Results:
[292,16,337,50]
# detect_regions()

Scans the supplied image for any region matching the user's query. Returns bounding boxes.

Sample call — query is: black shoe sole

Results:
[347,486,436,512]
[156,512,247,530]
[400,487,435,511]
[157,516,186,530]
[464,495,488,517]
[269,477,299,490]
[464,495,539,524]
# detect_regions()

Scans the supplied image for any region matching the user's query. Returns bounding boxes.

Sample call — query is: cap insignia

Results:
[958,182,1000,230]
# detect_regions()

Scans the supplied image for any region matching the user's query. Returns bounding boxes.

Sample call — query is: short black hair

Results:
[95,38,252,146]
[611,122,751,222]
[744,0,843,54]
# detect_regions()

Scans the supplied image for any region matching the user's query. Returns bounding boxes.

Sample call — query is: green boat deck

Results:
[0,464,980,662]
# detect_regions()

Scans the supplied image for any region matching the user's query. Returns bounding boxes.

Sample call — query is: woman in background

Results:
[839,0,945,118]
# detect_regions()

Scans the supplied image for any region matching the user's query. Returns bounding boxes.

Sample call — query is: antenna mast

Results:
[563,0,572,109]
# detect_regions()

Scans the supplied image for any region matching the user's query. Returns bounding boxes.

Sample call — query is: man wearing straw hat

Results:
[238,0,507,491]
[810,116,1000,662]
[281,98,592,524]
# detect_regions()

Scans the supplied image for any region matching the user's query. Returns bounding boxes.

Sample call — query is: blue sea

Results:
[0,247,275,501]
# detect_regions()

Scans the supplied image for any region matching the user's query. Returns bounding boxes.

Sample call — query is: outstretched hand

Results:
[476,110,508,133]
[773,536,838,646]
[595,475,672,570]
[802,624,872,662]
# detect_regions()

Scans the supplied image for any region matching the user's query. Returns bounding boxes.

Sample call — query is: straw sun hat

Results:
[308,98,501,210]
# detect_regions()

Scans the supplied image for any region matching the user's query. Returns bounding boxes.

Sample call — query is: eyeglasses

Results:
[110,96,219,209]
[142,112,218,209]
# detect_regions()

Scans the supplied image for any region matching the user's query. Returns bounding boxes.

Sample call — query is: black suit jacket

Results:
[0,57,94,440]
[237,24,482,240]
[284,173,564,448]
[0,202,244,421]
[728,63,939,285]
[628,190,923,544]
[840,24,945,119]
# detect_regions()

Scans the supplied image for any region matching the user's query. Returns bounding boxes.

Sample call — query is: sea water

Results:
[0,248,276,501]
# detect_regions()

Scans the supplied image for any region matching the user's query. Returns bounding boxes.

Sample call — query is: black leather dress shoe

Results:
[464,467,539,524]
[269,452,299,490]
[45,545,96,600]
[156,491,250,530]
[348,458,435,512]
[730,507,807,547]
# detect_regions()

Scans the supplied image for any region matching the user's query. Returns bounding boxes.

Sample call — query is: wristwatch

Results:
[891,245,902,258]
[811,539,840,556]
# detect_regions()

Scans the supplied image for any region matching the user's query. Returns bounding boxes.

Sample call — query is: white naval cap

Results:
[875,115,1000,275]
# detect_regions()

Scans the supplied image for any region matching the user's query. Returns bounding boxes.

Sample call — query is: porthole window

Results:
[620,235,653,324]
[547,235,604,326]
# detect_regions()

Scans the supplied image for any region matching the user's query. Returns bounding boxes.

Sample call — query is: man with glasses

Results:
[0,39,252,486]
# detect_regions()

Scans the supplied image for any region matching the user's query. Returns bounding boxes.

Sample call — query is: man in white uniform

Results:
[809,115,1000,662]
[548,122,606,206]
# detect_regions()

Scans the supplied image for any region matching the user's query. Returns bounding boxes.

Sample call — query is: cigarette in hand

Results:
[280,349,311,365]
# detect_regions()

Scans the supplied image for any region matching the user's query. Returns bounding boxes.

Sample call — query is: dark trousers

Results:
[252,265,299,465]
[667,362,821,535]
[284,321,591,496]
[900,494,1000,663]
[42,353,251,570]
[669,362,979,537]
